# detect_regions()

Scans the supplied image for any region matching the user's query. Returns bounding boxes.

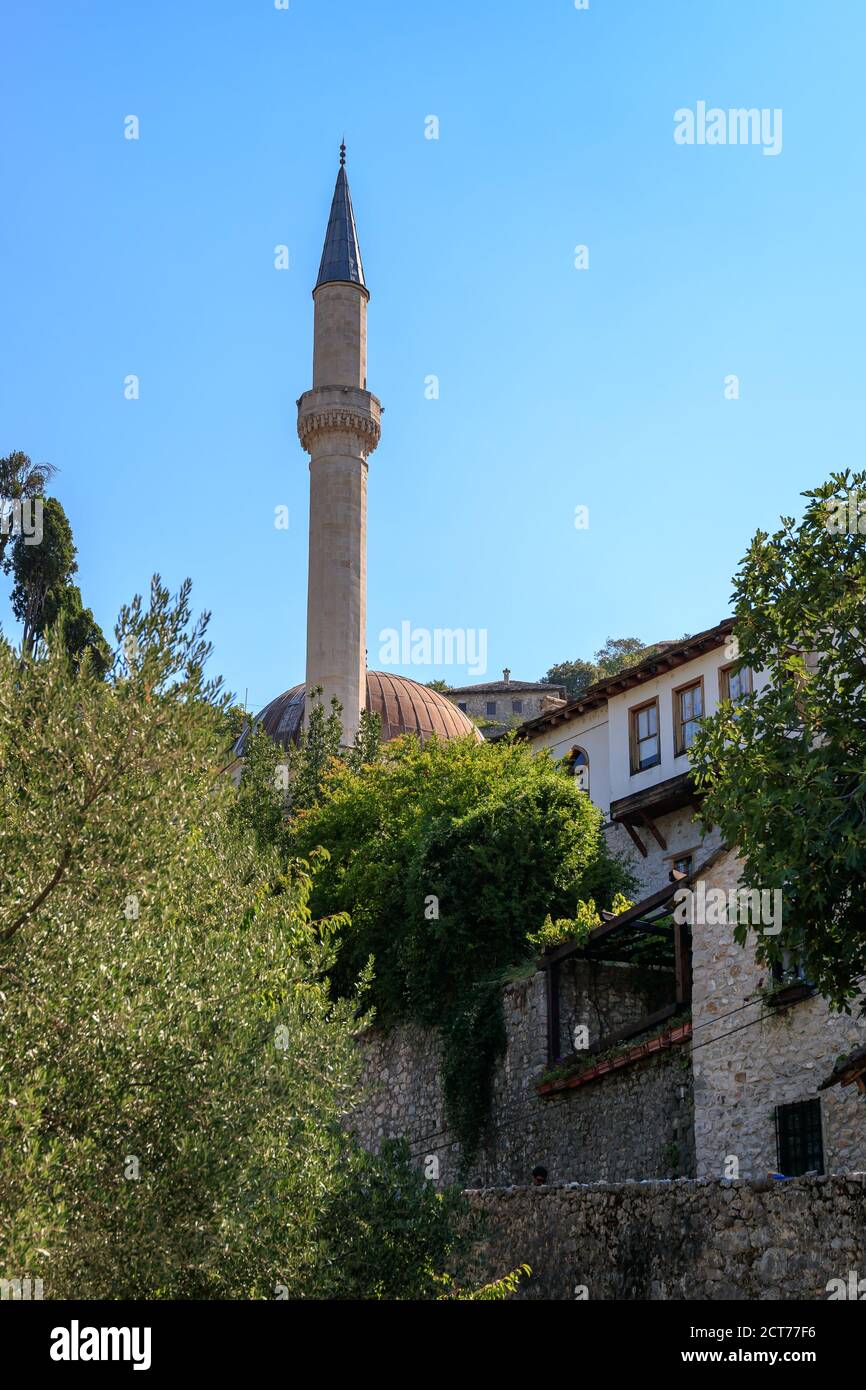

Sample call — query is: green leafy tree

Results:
[594,636,660,678]
[690,471,866,1011]
[346,706,383,773]
[231,694,382,857]
[542,657,597,700]
[543,638,663,700]
[44,583,112,678]
[288,733,632,1161]
[313,1139,474,1300]
[0,579,490,1298]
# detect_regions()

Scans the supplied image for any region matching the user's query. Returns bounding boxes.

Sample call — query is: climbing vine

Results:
[285,732,633,1167]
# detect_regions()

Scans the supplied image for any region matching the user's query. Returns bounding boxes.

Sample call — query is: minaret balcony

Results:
[297,385,382,457]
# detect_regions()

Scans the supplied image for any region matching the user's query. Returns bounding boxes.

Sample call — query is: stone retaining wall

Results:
[350,963,693,1186]
[467,1176,866,1300]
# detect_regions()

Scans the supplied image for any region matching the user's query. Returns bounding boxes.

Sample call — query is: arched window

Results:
[566,746,589,793]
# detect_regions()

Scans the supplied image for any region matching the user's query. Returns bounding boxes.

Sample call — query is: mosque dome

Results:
[235,671,480,756]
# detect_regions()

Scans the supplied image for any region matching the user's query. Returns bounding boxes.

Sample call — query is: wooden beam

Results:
[545,960,560,1066]
[638,812,667,851]
[623,821,648,858]
[593,1003,679,1053]
[541,846,729,967]
[673,920,685,1005]
[538,1018,693,1097]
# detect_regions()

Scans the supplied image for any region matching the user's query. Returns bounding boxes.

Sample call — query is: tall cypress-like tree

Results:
[5,492,109,676]
[0,451,57,569]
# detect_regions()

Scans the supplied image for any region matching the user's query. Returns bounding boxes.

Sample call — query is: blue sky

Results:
[2,0,864,710]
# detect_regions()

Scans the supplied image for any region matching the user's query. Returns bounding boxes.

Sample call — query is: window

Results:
[512,699,523,714]
[772,954,808,985]
[720,664,753,703]
[674,679,704,756]
[775,1100,824,1176]
[672,854,692,877]
[486,701,497,717]
[771,939,814,991]
[630,699,660,773]
[457,702,467,713]
[566,747,589,793]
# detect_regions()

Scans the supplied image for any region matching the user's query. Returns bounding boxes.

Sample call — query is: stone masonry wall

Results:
[692,850,866,1179]
[605,806,725,902]
[349,963,693,1188]
[467,1176,866,1300]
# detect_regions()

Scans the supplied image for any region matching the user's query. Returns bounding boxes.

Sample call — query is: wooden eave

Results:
[819,1046,866,1093]
[609,771,699,826]
[516,619,735,741]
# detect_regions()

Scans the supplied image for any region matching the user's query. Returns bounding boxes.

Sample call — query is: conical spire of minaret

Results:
[315,142,366,290]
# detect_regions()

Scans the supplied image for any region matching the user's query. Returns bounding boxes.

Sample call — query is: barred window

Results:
[775,1099,824,1177]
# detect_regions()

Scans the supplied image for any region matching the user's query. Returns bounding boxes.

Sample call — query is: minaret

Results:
[297,145,381,746]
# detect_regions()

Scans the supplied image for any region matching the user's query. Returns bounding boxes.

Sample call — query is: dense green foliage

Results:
[312,1138,477,1299]
[0,579,501,1298]
[690,472,866,1011]
[287,734,632,1162]
[528,893,634,952]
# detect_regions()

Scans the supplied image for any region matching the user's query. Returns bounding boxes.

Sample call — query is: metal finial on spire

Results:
[316,144,366,289]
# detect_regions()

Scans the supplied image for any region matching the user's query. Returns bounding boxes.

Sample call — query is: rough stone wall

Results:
[467,1176,866,1300]
[691,849,866,1179]
[555,956,673,1057]
[451,691,563,723]
[605,806,724,901]
[349,843,866,1192]
[349,964,693,1187]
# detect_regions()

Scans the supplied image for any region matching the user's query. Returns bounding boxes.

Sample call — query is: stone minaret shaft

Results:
[297,147,381,747]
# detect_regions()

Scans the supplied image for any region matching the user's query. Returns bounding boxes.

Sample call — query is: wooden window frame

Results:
[672,677,704,758]
[719,662,753,703]
[629,697,661,775]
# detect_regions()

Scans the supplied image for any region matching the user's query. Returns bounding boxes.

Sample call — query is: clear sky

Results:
[2,0,864,709]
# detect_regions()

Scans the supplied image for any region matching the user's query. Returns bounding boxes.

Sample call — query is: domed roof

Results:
[235,671,480,755]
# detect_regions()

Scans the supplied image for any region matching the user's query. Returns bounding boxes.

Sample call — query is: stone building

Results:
[516,623,866,1181]
[446,670,566,737]
[352,620,866,1187]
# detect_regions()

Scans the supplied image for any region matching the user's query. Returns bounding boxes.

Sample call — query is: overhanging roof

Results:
[515,619,735,740]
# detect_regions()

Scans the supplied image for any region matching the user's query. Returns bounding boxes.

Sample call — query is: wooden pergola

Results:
[541,849,726,1067]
